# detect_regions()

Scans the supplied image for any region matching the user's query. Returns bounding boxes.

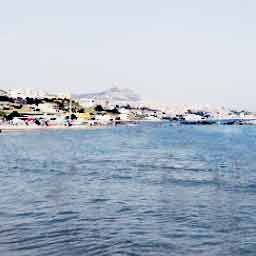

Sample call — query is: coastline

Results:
[0,120,168,132]
[0,125,103,132]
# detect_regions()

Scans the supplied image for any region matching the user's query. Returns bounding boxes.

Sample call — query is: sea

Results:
[0,123,256,256]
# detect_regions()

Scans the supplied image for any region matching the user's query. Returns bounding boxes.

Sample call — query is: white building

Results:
[8,88,47,99]
[119,113,130,121]
[79,98,97,108]
[118,108,131,114]
[38,103,59,113]
[95,113,114,124]
[183,114,205,121]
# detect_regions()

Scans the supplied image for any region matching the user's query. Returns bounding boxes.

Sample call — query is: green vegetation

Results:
[6,111,21,120]
[95,105,104,112]
[0,111,6,117]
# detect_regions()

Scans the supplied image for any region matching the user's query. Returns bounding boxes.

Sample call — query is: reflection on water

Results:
[0,124,256,256]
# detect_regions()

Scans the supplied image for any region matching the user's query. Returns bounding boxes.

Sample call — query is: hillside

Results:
[73,87,141,103]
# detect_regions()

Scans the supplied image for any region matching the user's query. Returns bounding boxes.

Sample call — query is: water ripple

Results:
[1,125,256,255]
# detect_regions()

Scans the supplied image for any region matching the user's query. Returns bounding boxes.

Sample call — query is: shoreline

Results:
[1,119,255,133]
[0,125,107,132]
[0,120,167,132]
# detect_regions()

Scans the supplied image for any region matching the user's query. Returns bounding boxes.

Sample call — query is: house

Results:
[38,103,59,113]
[8,88,47,99]
[76,112,91,120]
[119,113,130,121]
[79,98,96,108]
[95,113,114,124]
[0,101,12,111]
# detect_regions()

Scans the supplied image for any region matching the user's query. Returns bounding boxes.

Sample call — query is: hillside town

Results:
[0,87,256,131]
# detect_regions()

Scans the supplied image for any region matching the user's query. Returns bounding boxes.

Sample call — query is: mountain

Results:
[73,87,141,103]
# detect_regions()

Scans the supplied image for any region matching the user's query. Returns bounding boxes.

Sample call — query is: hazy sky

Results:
[0,0,256,109]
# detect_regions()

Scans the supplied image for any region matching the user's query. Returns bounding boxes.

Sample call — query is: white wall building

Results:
[79,98,97,108]
[38,103,59,113]
[119,113,130,121]
[8,88,47,99]
[183,114,205,121]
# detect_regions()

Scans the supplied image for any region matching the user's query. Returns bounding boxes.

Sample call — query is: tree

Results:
[111,108,120,114]
[71,114,77,120]
[34,98,42,106]
[124,104,131,109]
[26,97,35,105]
[0,111,6,117]
[106,108,120,114]
[14,104,23,109]
[6,111,21,121]
[95,105,104,112]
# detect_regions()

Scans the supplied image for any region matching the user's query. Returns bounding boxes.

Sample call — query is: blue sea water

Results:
[0,123,256,256]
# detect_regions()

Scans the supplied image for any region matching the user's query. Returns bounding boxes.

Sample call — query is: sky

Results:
[0,0,256,110]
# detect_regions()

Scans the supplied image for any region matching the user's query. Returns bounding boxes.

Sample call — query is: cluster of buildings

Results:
[0,88,69,99]
[1,87,256,128]
[0,88,167,128]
